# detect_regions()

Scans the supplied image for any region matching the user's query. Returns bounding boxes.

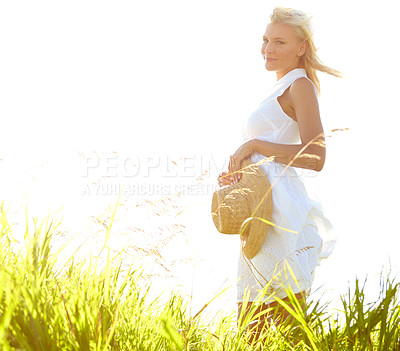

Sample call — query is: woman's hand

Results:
[217,171,234,187]
[217,141,254,187]
[228,140,254,183]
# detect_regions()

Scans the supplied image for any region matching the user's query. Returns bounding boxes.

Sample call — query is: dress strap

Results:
[273,68,317,97]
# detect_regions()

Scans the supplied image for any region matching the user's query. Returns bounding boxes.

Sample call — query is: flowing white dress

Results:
[237,68,336,303]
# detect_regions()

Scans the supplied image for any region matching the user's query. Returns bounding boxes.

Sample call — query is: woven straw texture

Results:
[211,159,273,259]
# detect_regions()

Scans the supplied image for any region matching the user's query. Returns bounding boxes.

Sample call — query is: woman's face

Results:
[261,23,307,79]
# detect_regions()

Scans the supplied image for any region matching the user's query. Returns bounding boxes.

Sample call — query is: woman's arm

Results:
[228,78,325,182]
[251,136,325,170]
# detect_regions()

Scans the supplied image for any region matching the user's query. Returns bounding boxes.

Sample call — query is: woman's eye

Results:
[276,41,284,44]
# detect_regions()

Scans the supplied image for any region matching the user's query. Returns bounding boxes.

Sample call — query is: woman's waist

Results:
[249,152,317,180]
[250,152,297,176]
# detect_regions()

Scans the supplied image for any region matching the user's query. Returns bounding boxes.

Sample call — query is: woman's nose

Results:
[261,43,268,56]
[262,42,272,57]
[265,42,274,53]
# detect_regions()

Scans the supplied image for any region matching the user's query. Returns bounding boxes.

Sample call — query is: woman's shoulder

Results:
[289,76,318,99]
[290,76,316,91]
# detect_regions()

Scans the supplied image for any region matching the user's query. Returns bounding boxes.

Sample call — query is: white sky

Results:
[1,0,399,311]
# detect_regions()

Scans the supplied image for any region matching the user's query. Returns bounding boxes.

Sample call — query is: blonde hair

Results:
[270,7,342,94]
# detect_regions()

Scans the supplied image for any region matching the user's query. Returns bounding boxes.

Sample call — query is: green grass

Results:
[0,204,400,350]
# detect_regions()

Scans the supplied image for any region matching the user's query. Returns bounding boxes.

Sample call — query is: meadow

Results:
[0,202,399,351]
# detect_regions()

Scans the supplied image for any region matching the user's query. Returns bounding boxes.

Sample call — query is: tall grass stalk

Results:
[1,205,400,350]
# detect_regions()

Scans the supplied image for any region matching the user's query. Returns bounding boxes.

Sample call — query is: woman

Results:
[218,7,340,339]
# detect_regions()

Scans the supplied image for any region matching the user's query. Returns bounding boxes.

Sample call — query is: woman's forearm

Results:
[250,138,326,171]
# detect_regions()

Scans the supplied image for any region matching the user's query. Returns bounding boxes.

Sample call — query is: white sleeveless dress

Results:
[237,68,336,303]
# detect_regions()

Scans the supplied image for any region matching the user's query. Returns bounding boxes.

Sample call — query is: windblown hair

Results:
[270,7,342,94]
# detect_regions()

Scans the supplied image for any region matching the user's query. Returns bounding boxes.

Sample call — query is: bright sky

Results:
[1,0,399,312]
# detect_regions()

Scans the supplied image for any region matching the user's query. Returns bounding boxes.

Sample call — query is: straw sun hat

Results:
[211,159,273,260]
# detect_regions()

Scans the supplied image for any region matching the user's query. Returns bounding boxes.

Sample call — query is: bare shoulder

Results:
[289,77,318,102]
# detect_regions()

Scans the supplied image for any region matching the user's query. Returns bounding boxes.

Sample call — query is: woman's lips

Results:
[266,57,277,62]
